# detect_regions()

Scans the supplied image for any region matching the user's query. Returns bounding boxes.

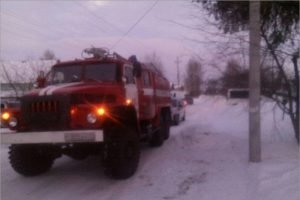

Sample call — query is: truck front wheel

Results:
[9,144,56,176]
[103,128,140,179]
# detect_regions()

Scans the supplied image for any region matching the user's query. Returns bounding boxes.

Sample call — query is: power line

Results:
[74,1,153,52]
[2,27,41,43]
[1,10,83,49]
[72,1,110,33]
[110,0,159,50]
[1,12,50,39]
[2,1,160,60]
[74,1,122,33]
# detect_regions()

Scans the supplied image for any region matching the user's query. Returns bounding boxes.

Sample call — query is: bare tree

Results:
[40,49,56,60]
[195,1,299,143]
[143,52,165,75]
[221,59,248,93]
[204,78,222,95]
[204,59,283,97]
[184,58,203,97]
[0,60,54,97]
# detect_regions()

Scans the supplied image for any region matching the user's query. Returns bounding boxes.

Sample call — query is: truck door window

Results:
[142,71,151,87]
[124,66,134,84]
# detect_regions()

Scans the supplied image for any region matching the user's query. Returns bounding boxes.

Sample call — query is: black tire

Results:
[103,128,140,180]
[149,128,164,147]
[173,114,179,126]
[150,112,170,146]
[9,144,55,176]
[163,112,171,140]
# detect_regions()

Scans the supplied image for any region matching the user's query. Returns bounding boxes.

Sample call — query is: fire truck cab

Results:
[1,48,171,179]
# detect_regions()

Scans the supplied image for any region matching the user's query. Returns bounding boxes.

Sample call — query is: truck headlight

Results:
[96,107,105,116]
[87,113,97,124]
[1,112,10,120]
[8,117,18,128]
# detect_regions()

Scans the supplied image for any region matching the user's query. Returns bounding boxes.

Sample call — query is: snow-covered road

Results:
[1,96,299,200]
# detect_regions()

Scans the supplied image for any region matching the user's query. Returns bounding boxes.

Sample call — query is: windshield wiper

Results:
[71,75,80,82]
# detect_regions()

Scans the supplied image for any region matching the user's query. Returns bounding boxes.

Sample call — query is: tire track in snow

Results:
[163,172,207,200]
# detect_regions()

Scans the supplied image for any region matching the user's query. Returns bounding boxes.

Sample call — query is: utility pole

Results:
[175,56,181,86]
[249,1,261,162]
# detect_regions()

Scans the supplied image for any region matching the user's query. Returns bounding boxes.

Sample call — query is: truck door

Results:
[139,70,155,119]
[124,64,139,115]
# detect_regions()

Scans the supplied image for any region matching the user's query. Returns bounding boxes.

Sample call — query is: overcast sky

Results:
[0,0,230,82]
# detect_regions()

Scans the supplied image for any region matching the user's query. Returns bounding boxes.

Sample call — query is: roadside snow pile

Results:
[192,95,295,142]
[1,95,299,200]
[181,95,299,200]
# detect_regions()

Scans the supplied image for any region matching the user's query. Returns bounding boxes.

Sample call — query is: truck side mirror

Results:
[122,76,128,84]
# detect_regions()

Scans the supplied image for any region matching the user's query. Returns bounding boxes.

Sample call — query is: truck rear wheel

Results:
[149,112,170,146]
[103,127,140,179]
[173,114,180,125]
[163,111,171,140]
[9,144,55,176]
[149,128,164,147]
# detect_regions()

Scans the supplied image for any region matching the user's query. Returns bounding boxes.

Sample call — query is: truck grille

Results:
[30,100,59,113]
[21,96,70,131]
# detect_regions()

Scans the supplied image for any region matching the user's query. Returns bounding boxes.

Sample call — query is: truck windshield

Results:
[85,63,117,82]
[46,63,117,85]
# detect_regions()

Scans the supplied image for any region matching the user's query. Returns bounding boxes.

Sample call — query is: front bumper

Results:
[1,130,103,144]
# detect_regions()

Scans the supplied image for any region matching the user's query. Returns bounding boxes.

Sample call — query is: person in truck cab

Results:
[129,55,142,77]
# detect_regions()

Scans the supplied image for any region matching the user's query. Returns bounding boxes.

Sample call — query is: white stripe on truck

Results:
[155,89,170,97]
[38,82,82,96]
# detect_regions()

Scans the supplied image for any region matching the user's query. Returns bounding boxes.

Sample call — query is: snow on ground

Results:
[1,95,299,200]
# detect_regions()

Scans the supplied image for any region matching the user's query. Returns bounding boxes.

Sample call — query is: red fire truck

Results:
[1,48,171,179]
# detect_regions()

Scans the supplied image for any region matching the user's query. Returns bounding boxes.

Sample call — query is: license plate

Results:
[64,132,96,143]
